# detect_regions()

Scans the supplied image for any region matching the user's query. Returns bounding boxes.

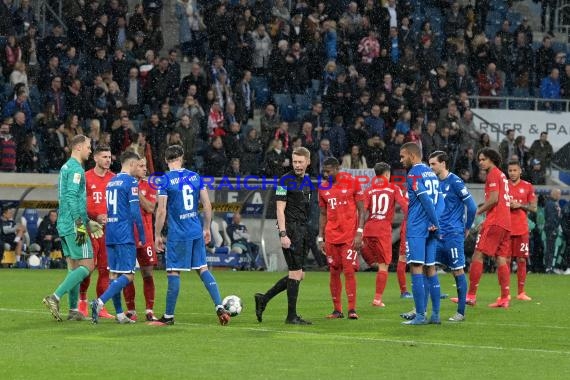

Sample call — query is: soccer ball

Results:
[222,295,242,317]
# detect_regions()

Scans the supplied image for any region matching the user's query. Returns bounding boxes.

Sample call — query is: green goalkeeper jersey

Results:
[56,157,88,237]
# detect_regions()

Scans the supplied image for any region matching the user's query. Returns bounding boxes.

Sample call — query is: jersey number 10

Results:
[371,193,389,216]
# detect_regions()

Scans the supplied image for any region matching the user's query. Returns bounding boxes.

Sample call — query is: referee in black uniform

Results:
[255,147,313,325]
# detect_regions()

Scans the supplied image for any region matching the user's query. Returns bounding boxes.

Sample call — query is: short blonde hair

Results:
[292,146,310,159]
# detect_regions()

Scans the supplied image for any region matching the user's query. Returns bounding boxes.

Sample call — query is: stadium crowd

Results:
[0,0,566,182]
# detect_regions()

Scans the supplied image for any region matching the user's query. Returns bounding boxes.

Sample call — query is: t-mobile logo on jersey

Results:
[328,198,338,209]
[92,192,104,204]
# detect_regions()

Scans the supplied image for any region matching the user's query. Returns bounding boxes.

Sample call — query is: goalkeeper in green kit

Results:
[43,135,105,321]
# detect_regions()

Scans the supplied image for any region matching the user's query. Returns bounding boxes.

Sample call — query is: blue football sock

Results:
[455,274,467,316]
[423,275,430,314]
[200,270,222,306]
[165,275,180,316]
[427,274,441,316]
[112,292,123,314]
[99,275,130,304]
[411,274,425,317]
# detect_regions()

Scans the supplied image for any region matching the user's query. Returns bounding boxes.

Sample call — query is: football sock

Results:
[112,291,124,314]
[99,275,130,304]
[54,265,90,299]
[498,264,511,299]
[375,270,388,300]
[411,273,425,317]
[455,273,467,316]
[397,261,407,293]
[344,269,356,311]
[200,270,222,306]
[79,275,90,301]
[69,284,79,310]
[97,267,110,298]
[427,274,441,316]
[329,267,342,311]
[123,281,136,311]
[143,275,155,310]
[423,275,430,314]
[165,275,180,316]
[264,275,288,302]
[468,260,483,297]
[517,259,527,294]
[286,278,300,319]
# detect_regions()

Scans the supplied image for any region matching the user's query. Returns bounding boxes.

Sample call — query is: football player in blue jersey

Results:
[399,142,442,325]
[150,145,231,326]
[91,151,146,324]
[428,151,477,322]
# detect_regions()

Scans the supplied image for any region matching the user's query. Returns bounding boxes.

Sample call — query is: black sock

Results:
[264,275,288,302]
[286,278,300,319]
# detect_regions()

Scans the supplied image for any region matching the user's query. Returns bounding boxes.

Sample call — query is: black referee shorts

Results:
[282,224,308,271]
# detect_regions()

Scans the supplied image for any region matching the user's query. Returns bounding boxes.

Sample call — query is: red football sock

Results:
[498,264,511,299]
[397,261,407,293]
[329,267,342,312]
[468,260,483,297]
[143,275,155,310]
[79,275,90,301]
[344,269,356,311]
[517,259,527,294]
[375,270,388,299]
[123,281,136,311]
[96,267,110,298]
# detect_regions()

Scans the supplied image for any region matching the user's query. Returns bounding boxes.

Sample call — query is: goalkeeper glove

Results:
[75,223,87,245]
[88,220,104,239]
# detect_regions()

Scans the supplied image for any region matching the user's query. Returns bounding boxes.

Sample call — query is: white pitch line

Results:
[173,321,570,356]
[4,307,570,355]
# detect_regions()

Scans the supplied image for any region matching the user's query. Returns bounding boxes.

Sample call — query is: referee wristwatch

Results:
[279,230,287,238]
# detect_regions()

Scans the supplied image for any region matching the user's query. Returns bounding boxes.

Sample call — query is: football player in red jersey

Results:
[360,162,408,307]
[507,160,537,301]
[123,157,158,321]
[318,158,364,319]
[78,145,115,318]
[397,198,412,299]
[467,148,512,308]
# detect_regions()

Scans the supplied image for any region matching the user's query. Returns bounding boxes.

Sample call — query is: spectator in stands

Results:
[241,128,263,175]
[535,36,555,87]
[386,131,405,171]
[455,147,479,183]
[263,138,289,177]
[45,122,67,171]
[2,87,33,130]
[512,31,534,93]
[251,23,272,76]
[477,62,502,108]
[174,114,196,168]
[36,209,61,260]
[544,188,562,273]
[226,212,260,270]
[451,64,476,96]
[0,120,17,173]
[224,157,244,177]
[364,134,385,168]
[528,158,546,185]
[529,132,553,173]
[540,68,561,110]
[421,120,441,161]
[514,135,530,171]
[16,133,39,173]
[259,104,279,149]
[204,135,228,176]
[341,144,367,169]
[499,129,516,168]
[1,203,26,267]
[223,121,243,161]
[234,70,254,124]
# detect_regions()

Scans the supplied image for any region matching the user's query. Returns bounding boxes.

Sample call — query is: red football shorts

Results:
[325,242,359,271]
[475,225,511,258]
[362,236,393,265]
[137,242,157,267]
[510,234,529,258]
[91,235,108,269]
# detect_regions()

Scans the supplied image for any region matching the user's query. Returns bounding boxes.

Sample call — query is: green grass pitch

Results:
[1,269,569,379]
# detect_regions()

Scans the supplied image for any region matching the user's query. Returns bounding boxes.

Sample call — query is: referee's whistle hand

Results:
[281,236,291,249]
